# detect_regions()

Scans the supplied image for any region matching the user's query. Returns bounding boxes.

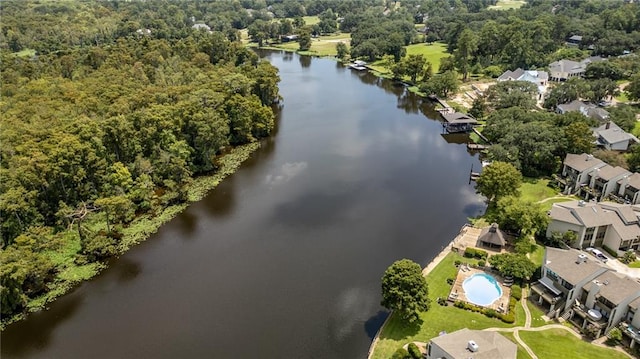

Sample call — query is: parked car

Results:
[590,248,608,263]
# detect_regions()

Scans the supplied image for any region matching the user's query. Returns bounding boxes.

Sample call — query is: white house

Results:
[588,164,631,199]
[426,328,517,359]
[497,68,549,95]
[556,100,609,122]
[618,173,640,204]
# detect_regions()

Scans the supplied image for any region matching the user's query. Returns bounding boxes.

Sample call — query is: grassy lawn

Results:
[404,42,449,73]
[628,261,640,268]
[372,252,517,359]
[488,0,526,10]
[616,91,630,104]
[519,178,557,203]
[303,15,319,25]
[526,298,549,328]
[528,244,545,267]
[519,329,629,359]
[256,32,351,57]
[500,332,533,359]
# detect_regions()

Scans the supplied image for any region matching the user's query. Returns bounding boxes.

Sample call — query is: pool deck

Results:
[448,266,512,313]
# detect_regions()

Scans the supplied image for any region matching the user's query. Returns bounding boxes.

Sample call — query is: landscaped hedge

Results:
[463,248,488,260]
[603,245,619,258]
[407,343,422,359]
[453,300,515,323]
[391,347,411,359]
[510,285,522,301]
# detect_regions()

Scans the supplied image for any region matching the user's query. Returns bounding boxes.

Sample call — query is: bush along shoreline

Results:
[1,142,261,329]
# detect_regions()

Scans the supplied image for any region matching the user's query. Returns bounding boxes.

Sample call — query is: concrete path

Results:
[484,290,634,359]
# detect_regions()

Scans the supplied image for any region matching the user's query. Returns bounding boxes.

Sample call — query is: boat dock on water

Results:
[348,60,368,71]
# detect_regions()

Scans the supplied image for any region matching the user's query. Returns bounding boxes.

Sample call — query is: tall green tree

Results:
[475,162,522,203]
[381,259,430,323]
[298,27,312,51]
[453,28,478,81]
[488,253,537,281]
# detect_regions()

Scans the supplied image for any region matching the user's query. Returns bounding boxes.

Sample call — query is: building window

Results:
[584,227,595,243]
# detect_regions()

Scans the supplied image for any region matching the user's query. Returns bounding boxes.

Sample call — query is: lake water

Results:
[1,51,485,358]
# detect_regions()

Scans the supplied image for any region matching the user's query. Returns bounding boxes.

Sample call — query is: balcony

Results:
[573,304,607,329]
[620,322,640,342]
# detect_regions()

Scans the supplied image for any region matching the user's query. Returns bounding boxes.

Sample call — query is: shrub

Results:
[484,65,503,78]
[621,251,637,264]
[510,285,522,301]
[484,308,497,318]
[603,245,619,258]
[463,248,488,260]
[478,260,485,267]
[407,343,422,359]
[391,347,411,359]
[454,259,462,266]
[447,278,455,285]
[499,313,515,323]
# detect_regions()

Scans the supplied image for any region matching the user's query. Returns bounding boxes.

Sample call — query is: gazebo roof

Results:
[478,223,506,247]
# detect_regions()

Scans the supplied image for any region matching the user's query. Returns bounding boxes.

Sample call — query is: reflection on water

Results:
[2,51,484,359]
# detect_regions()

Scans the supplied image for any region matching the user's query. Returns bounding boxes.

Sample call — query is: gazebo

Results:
[478,223,506,249]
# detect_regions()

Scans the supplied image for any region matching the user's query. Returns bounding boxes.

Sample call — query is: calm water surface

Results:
[1,51,485,358]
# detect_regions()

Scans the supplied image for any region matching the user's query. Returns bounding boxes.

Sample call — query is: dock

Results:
[472,128,491,144]
[428,95,454,114]
[441,112,478,133]
[467,143,488,150]
[348,60,368,71]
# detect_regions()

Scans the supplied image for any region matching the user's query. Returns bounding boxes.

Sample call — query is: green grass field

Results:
[488,0,526,10]
[519,329,629,359]
[404,42,449,73]
[256,32,350,57]
[526,298,549,328]
[500,332,534,359]
[303,16,320,25]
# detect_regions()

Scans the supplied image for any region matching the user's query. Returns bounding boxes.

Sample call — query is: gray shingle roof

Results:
[545,247,608,286]
[441,112,477,124]
[589,271,640,305]
[594,165,630,181]
[429,328,517,359]
[563,153,605,172]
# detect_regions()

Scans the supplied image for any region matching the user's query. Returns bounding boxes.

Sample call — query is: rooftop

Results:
[478,223,506,247]
[563,153,605,172]
[587,271,640,306]
[549,201,640,241]
[441,112,477,124]
[594,164,630,182]
[429,328,517,359]
[544,247,608,286]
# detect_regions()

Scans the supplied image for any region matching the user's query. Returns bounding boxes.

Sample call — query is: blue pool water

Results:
[462,273,502,306]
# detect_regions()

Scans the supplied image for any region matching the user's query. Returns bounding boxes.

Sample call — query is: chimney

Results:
[606,121,611,129]
[576,254,587,264]
[586,154,593,161]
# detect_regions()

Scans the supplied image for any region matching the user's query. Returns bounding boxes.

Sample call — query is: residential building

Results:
[426,328,517,359]
[496,68,549,95]
[531,247,609,319]
[618,173,640,204]
[588,164,631,199]
[546,201,640,251]
[531,247,640,338]
[594,121,639,151]
[559,153,606,194]
[548,56,605,81]
[556,100,609,122]
[566,35,583,46]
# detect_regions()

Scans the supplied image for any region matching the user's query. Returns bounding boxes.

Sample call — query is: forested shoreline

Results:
[1,1,281,324]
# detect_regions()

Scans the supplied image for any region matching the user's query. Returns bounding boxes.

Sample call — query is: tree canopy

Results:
[381,259,430,323]
[475,162,522,203]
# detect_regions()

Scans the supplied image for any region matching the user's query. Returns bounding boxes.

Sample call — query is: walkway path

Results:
[483,288,634,359]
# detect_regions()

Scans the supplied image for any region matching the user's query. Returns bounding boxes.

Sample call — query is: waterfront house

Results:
[497,68,549,95]
[546,201,640,251]
[426,328,516,359]
[588,164,631,199]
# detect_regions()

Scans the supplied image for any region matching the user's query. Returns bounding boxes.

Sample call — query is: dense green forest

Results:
[0,1,281,322]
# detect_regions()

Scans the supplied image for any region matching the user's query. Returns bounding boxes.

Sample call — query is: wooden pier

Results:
[472,128,491,144]
[428,95,454,114]
[467,143,488,150]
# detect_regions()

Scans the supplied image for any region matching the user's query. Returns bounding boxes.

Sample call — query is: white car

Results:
[590,248,608,263]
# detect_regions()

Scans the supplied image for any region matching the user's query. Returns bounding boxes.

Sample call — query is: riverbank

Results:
[1,142,261,329]
[367,226,463,359]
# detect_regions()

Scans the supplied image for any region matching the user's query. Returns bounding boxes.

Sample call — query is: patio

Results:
[448,265,512,313]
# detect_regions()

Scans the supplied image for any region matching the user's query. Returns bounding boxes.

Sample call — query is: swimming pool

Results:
[462,273,503,306]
